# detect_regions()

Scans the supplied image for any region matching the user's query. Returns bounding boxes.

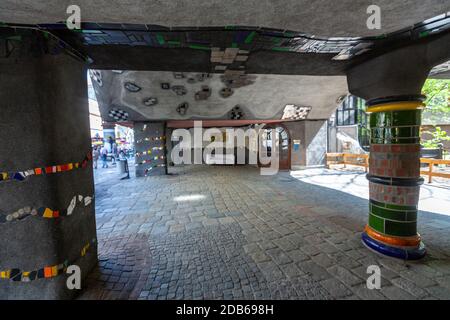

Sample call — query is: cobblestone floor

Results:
[79,165,450,300]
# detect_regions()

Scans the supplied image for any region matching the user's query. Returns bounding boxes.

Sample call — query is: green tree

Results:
[421,79,450,124]
[421,126,450,149]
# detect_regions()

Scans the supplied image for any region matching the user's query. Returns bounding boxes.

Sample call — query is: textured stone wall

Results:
[0,50,97,298]
[305,120,327,166]
[284,121,306,168]
[284,120,328,168]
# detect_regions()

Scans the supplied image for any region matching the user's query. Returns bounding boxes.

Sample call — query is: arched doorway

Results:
[260,124,291,171]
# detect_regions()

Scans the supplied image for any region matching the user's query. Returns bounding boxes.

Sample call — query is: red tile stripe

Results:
[0,152,92,183]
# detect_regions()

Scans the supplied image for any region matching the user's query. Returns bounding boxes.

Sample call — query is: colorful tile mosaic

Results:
[0,152,92,183]
[369,146,421,179]
[143,164,166,176]
[136,157,165,166]
[0,194,94,224]
[368,183,420,207]
[134,122,167,177]
[135,146,164,157]
[135,136,166,144]
[0,238,97,282]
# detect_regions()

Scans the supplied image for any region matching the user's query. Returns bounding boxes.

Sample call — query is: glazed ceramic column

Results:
[362,96,426,260]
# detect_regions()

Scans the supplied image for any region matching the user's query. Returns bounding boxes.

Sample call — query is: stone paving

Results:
[79,165,450,300]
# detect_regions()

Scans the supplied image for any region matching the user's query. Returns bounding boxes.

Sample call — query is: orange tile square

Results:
[44,267,52,278]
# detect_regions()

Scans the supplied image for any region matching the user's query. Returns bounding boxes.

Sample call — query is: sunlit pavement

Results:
[79,165,450,300]
[290,167,450,217]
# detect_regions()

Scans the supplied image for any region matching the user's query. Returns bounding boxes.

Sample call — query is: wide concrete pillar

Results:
[0,35,97,298]
[134,122,167,177]
[362,96,426,260]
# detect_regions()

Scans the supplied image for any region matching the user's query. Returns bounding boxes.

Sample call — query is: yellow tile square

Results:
[43,208,53,218]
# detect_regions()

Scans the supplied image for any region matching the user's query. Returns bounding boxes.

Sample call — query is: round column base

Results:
[362,231,426,260]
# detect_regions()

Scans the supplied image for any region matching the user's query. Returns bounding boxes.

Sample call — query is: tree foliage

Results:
[421,79,450,124]
[421,126,450,149]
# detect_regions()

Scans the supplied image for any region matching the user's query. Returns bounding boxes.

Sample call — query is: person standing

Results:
[100,145,108,168]
[108,136,114,152]
[111,142,118,165]
[92,146,100,169]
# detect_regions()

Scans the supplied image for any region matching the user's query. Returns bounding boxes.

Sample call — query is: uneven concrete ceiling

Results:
[92,70,348,122]
[2,0,449,37]
[2,3,449,78]
[432,70,450,79]
[430,60,450,79]
[83,47,350,75]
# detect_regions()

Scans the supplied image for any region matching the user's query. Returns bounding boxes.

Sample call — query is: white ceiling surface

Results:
[95,71,348,120]
[2,0,449,37]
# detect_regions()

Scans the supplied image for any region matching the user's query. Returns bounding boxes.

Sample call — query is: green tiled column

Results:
[362,97,426,260]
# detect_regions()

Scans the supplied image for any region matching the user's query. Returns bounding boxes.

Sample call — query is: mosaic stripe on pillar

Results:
[362,96,426,260]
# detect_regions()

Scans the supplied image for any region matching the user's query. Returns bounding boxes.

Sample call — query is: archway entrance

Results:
[260,125,291,171]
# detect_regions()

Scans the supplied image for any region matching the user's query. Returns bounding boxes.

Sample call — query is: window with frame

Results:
[336,96,358,126]
[336,95,370,151]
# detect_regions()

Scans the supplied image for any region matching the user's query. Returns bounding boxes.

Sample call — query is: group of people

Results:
[93,143,130,169]
[92,134,135,170]
[92,145,111,169]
